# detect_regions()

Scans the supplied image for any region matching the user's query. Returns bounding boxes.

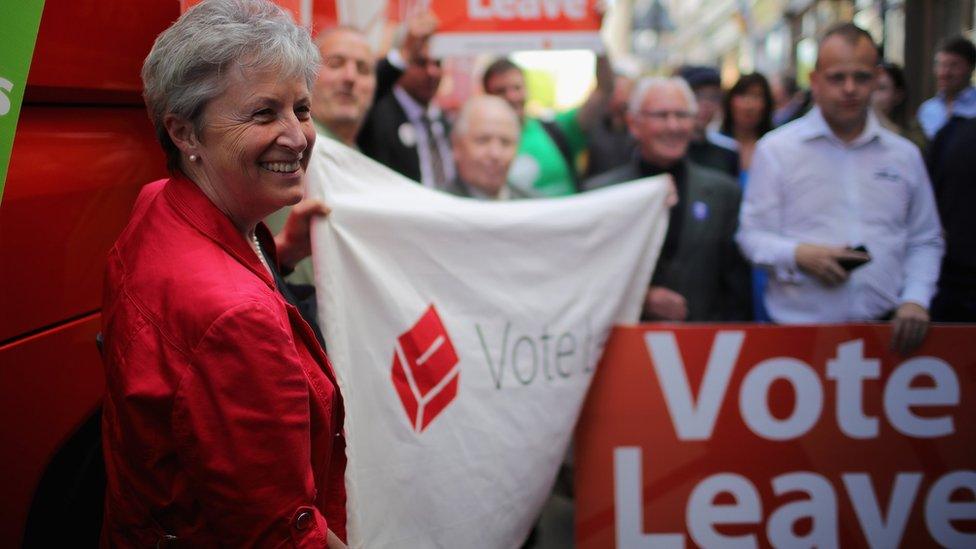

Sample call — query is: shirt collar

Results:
[457,177,510,200]
[937,85,976,102]
[393,85,441,122]
[163,175,277,288]
[312,119,359,151]
[313,118,337,140]
[798,106,884,148]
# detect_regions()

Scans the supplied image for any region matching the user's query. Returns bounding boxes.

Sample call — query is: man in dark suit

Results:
[357,12,454,188]
[584,76,751,321]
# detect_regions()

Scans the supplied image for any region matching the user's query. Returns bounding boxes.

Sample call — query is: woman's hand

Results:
[273,199,331,271]
[327,528,348,549]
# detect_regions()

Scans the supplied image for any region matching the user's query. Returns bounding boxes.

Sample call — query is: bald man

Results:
[310,26,376,147]
[445,96,534,200]
[265,26,375,289]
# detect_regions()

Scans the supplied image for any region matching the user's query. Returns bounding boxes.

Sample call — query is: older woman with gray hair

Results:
[100,1,346,546]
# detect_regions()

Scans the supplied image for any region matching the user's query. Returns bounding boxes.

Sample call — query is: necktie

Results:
[421,115,448,188]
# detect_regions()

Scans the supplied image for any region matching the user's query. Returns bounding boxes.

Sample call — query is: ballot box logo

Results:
[391,305,460,433]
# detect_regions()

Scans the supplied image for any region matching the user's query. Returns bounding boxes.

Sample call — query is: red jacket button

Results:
[294,510,313,531]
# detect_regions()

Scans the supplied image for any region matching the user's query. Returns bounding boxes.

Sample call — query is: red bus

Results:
[0,2,175,545]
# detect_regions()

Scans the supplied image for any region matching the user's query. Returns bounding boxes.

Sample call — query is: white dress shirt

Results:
[392,86,455,189]
[736,108,944,323]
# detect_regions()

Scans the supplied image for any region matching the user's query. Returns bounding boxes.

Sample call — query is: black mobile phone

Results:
[839,245,871,272]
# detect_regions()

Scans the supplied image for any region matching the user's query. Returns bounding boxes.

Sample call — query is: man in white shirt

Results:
[736,23,944,354]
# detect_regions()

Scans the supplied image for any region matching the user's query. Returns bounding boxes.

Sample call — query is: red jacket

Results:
[100,176,345,547]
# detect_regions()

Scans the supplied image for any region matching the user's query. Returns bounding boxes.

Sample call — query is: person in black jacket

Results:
[584,76,752,322]
[929,116,976,321]
[677,65,741,179]
[356,11,454,188]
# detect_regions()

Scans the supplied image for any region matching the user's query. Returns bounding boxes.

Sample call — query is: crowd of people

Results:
[287,10,974,341]
[98,0,975,545]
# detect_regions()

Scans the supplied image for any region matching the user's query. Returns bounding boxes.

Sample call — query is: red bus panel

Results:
[26,0,178,103]
[0,315,104,543]
[0,107,166,342]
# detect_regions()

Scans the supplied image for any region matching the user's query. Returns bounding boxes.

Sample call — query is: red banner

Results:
[426,0,603,56]
[575,324,976,548]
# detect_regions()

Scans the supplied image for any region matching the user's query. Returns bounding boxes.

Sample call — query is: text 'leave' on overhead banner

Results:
[427,0,603,56]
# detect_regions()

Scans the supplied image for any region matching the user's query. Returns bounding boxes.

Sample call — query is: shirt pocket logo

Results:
[873,167,907,185]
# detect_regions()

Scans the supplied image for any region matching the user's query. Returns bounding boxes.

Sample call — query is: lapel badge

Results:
[398,123,417,147]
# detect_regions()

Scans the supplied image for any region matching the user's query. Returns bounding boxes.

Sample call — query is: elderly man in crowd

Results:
[737,23,944,354]
[917,35,976,140]
[445,95,532,200]
[357,12,454,188]
[585,76,752,322]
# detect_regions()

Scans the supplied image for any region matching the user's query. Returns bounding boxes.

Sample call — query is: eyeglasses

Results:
[635,110,695,121]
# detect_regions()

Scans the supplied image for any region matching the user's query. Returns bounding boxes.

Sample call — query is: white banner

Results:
[306,138,669,548]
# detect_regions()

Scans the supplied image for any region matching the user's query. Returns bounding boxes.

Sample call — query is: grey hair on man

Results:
[451,95,520,141]
[142,0,320,171]
[628,76,699,115]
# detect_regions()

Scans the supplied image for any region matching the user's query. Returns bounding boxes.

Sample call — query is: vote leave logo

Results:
[391,305,460,433]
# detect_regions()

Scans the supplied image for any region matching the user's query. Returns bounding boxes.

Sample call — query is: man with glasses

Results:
[358,12,455,188]
[737,23,944,354]
[584,76,751,322]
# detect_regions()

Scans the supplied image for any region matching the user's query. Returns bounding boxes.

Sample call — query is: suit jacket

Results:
[357,57,450,184]
[101,177,346,546]
[584,158,752,321]
[688,139,740,179]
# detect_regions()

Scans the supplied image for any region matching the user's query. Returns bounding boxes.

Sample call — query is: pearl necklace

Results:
[250,233,273,276]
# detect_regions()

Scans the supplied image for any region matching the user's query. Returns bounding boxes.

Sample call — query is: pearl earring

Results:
[189,154,198,162]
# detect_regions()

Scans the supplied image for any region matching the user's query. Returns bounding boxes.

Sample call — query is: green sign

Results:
[0,0,46,206]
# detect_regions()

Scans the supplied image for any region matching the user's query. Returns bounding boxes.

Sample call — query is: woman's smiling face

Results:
[192,64,315,225]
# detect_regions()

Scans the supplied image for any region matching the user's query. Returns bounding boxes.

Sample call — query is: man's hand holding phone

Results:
[795,243,871,286]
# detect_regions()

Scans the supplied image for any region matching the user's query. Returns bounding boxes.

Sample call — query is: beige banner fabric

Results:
[306,138,669,548]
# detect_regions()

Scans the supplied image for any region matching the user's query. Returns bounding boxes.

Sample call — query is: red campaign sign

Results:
[391,304,460,433]
[424,0,604,56]
[575,324,976,548]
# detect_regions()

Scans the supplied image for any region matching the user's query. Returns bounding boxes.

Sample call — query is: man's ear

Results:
[163,114,199,157]
[626,111,640,140]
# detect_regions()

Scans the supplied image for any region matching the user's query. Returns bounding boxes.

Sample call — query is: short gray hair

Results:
[628,76,698,115]
[142,0,320,171]
[452,95,520,141]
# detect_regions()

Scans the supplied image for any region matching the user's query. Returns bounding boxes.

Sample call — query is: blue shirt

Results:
[917,85,976,139]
